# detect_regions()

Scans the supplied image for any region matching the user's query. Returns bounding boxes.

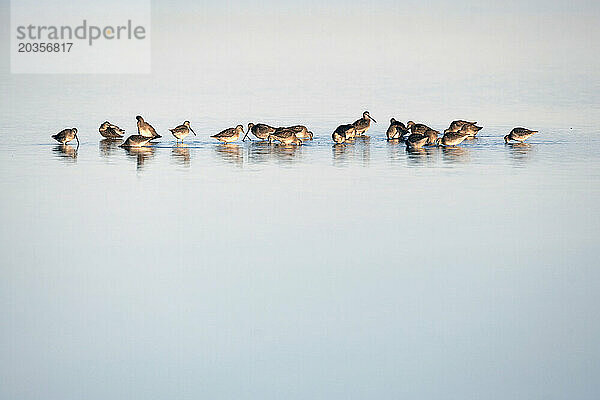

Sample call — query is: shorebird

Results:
[268,128,302,145]
[52,128,79,146]
[444,120,478,133]
[212,125,244,143]
[405,133,428,149]
[119,135,153,147]
[99,121,125,139]
[386,118,409,140]
[423,128,439,145]
[406,121,440,144]
[332,124,356,144]
[136,115,161,139]
[169,121,196,143]
[436,132,470,146]
[277,125,313,140]
[244,123,276,141]
[352,111,376,136]
[504,127,538,143]
[458,124,483,138]
[407,121,435,135]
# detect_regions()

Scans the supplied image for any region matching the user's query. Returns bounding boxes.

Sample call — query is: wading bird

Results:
[120,135,153,147]
[136,115,161,139]
[504,127,538,143]
[352,111,376,136]
[212,125,244,143]
[244,123,276,141]
[169,121,196,143]
[99,121,125,139]
[52,128,79,146]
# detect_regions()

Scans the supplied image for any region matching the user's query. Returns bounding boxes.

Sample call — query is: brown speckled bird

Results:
[244,123,276,141]
[386,118,409,140]
[277,125,313,140]
[169,121,196,143]
[99,121,125,139]
[212,125,244,143]
[436,132,470,146]
[352,111,376,136]
[332,124,356,144]
[504,127,538,143]
[52,128,79,146]
[136,115,161,139]
[120,135,153,147]
[268,128,302,145]
[405,133,428,149]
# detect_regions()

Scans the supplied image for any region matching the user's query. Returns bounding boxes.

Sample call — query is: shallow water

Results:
[2,114,600,399]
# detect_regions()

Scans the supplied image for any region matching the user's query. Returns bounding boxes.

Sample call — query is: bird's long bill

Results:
[190,127,196,136]
[242,132,249,141]
[369,115,377,123]
[75,134,80,147]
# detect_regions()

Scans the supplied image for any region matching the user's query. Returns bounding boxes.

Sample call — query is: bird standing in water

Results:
[52,128,80,146]
[169,121,196,143]
[277,125,313,140]
[268,128,303,145]
[120,135,153,148]
[212,125,244,143]
[244,123,276,141]
[444,120,483,138]
[99,121,125,139]
[405,133,429,149]
[444,120,477,133]
[436,132,470,146]
[406,121,439,145]
[352,111,376,136]
[136,116,162,139]
[332,124,356,144]
[386,118,409,140]
[504,127,538,143]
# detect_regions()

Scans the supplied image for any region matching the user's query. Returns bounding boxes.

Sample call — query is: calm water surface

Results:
[2,114,599,399]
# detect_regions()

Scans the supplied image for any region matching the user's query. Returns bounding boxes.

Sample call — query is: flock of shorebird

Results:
[51,111,539,148]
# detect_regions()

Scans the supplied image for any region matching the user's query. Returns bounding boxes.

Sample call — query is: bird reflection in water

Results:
[506,142,534,167]
[245,141,304,166]
[405,146,434,166]
[53,144,77,162]
[99,139,123,158]
[271,143,303,165]
[331,136,371,167]
[171,143,191,168]
[247,141,272,164]
[123,146,156,171]
[214,143,243,166]
[441,146,470,164]
[355,135,371,166]
[386,138,404,164]
[332,143,350,166]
